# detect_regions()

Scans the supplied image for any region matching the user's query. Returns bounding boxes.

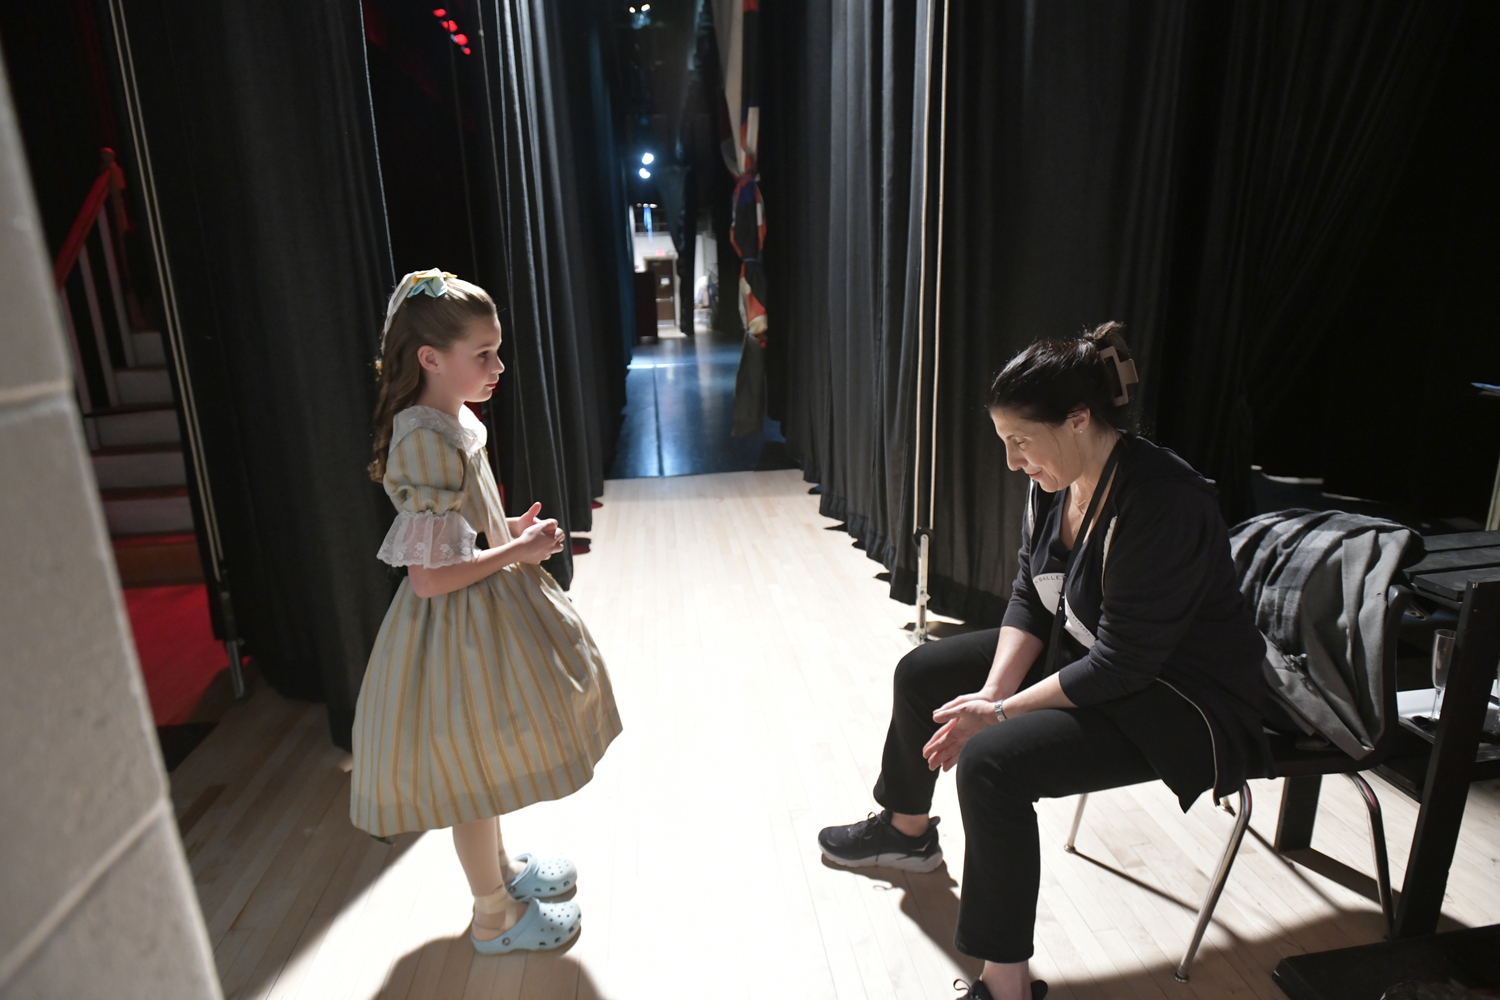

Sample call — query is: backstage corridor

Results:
[609,331,794,479]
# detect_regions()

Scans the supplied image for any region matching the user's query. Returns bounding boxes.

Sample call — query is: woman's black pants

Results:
[871,628,1214,965]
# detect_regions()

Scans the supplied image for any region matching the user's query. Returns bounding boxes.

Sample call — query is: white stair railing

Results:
[54,148,137,421]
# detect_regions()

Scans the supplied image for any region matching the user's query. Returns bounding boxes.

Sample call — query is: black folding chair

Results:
[1063,584,1412,981]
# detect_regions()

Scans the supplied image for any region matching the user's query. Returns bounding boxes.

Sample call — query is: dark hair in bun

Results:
[986,321,1139,429]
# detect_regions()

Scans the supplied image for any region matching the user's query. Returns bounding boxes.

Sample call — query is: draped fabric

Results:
[117,0,631,745]
[1154,2,1458,523]
[470,0,633,591]
[724,1,770,437]
[116,0,399,745]
[761,0,1457,624]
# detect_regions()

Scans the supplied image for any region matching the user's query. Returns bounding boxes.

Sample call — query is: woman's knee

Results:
[894,632,980,694]
[956,724,1032,803]
[891,642,944,700]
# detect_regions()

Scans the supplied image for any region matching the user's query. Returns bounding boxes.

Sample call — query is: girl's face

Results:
[989,406,1089,493]
[418,316,504,404]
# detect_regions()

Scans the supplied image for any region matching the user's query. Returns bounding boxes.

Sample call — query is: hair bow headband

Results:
[380,269,457,349]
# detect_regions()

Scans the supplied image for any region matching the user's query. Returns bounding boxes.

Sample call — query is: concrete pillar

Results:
[0,48,221,1000]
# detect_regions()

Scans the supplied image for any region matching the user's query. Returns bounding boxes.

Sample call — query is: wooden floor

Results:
[169,470,1500,1000]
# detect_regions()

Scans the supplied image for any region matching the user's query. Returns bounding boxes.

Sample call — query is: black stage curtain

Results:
[471,0,633,590]
[762,0,1457,624]
[116,0,398,746]
[1154,2,1459,523]
[1257,1,1500,525]
[117,0,630,746]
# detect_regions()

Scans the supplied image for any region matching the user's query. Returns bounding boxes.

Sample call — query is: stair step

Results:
[91,444,186,489]
[132,330,166,366]
[87,406,180,448]
[113,531,203,587]
[102,485,193,535]
[116,366,174,406]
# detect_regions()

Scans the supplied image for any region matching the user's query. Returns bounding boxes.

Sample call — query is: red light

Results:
[454,33,468,45]
[444,19,455,30]
[462,46,471,54]
[432,8,446,15]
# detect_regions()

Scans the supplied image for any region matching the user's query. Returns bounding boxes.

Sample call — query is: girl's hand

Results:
[922,698,1000,772]
[514,517,564,565]
[508,502,544,538]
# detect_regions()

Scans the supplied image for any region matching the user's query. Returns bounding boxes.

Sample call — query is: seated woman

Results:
[817,323,1271,1000]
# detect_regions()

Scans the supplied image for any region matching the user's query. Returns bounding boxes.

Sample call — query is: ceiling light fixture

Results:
[639,167,651,179]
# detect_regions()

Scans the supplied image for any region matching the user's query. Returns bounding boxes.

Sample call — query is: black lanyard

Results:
[1043,437,1124,675]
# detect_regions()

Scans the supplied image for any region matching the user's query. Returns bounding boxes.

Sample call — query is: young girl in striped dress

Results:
[350,270,622,953]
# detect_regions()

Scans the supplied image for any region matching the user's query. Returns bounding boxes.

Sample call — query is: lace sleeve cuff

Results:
[377,511,478,568]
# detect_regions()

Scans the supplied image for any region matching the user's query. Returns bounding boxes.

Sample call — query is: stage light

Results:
[462,46,471,54]
[454,33,468,44]
[629,6,636,11]
[433,8,446,15]
[642,3,651,8]
[639,167,651,179]
[641,152,654,165]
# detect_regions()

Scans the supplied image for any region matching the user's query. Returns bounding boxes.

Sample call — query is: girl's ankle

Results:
[499,857,527,885]
[472,888,526,940]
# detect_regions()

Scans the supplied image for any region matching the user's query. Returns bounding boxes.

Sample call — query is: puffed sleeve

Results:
[375,427,478,569]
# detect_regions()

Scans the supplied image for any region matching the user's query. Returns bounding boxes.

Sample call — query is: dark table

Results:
[1271,534,1500,998]
[1378,530,1500,938]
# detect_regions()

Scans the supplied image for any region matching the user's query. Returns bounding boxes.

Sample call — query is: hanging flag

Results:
[729,0,767,349]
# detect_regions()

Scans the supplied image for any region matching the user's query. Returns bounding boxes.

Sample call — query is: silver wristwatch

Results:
[993,698,1008,721]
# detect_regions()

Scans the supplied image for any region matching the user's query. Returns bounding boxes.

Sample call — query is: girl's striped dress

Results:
[350,405,621,836]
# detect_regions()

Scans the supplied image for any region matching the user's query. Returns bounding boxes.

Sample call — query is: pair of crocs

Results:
[470,854,581,955]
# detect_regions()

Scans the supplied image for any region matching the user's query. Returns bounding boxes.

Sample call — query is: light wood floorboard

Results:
[170,469,1500,1000]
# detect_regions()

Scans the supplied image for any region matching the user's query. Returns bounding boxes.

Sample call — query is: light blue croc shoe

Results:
[470,894,582,955]
[506,853,577,899]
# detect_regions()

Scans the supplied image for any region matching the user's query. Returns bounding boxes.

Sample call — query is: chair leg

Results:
[1064,793,1089,853]
[1341,772,1394,934]
[1175,783,1252,982]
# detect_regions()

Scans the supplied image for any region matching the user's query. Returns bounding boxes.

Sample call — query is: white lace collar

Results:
[390,405,487,454]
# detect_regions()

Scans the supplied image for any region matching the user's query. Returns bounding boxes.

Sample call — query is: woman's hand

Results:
[514,516,564,565]
[922,697,1000,772]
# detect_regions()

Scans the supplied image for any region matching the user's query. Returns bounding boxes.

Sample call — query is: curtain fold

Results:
[762,0,1456,624]
[118,0,631,745]
[1158,2,1457,523]
[472,0,632,589]
[117,0,398,746]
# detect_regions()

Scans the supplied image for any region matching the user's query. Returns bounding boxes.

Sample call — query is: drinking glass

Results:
[1431,629,1456,719]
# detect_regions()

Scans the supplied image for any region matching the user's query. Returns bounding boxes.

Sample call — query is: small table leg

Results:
[1391,578,1500,938]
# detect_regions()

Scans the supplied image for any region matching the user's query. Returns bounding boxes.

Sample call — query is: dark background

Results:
[758,0,1497,624]
[3,0,1495,726]
[1253,0,1500,518]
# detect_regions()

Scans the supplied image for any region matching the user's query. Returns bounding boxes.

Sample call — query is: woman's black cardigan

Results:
[1002,434,1273,807]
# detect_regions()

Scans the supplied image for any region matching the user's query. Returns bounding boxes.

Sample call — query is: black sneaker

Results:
[818,810,943,872]
[953,979,1049,1000]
